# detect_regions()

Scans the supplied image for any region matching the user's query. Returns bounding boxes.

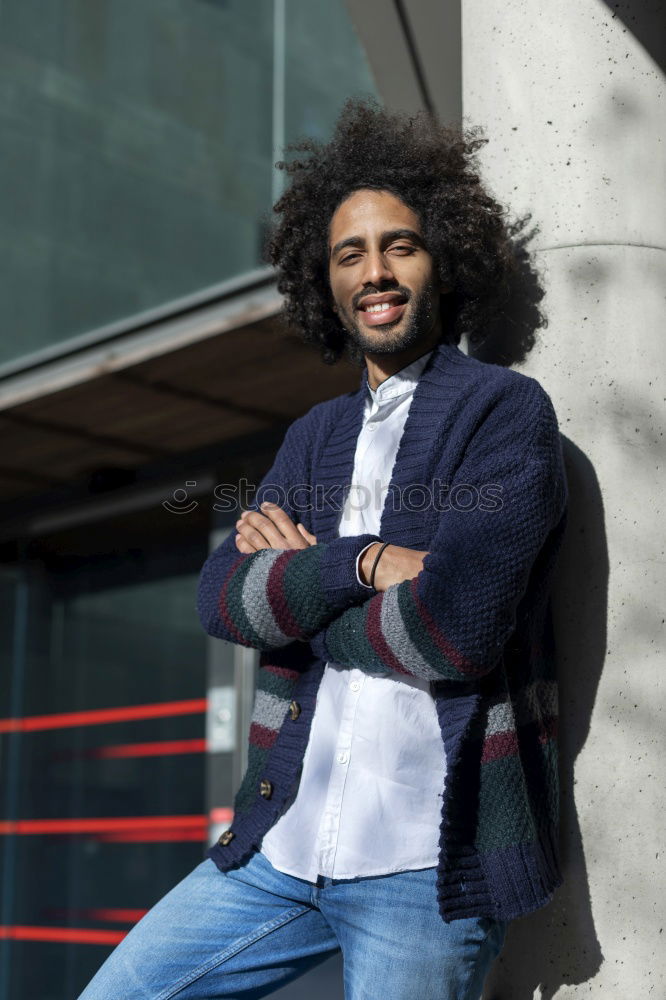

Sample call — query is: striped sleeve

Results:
[197,533,382,649]
[309,387,569,683]
[196,402,377,650]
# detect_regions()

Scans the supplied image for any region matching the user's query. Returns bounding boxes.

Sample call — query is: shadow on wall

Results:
[466,214,547,369]
[483,438,609,1000]
[600,0,666,75]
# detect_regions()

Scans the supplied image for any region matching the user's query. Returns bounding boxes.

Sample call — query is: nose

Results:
[360,248,396,289]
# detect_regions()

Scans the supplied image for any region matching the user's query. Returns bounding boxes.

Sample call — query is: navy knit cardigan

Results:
[196,339,569,924]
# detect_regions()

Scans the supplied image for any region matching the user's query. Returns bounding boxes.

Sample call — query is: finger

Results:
[296,523,317,546]
[237,510,284,549]
[235,534,256,554]
[257,503,309,549]
[236,516,274,550]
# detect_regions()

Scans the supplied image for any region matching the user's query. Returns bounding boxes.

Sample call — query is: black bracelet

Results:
[369,541,390,590]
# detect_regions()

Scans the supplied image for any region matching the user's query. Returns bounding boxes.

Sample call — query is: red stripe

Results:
[0,925,126,945]
[0,815,207,836]
[90,739,206,759]
[481,730,520,763]
[249,721,278,749]
[44,907,147,924]
[218,554,249,645]
[410,577,482,677]
[366,595,411,676]
[0,699,207,734]
[209,807,234,824]
[88,908,147,924]
[539,716,558,742]
[481,716,558,764]
[262,663,301,682]
[96,829,206,843]
[266,551,302,638]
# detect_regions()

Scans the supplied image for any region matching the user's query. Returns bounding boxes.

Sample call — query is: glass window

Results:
[0,0,378,370]
[284,0,376,147]
[0,525,209,998]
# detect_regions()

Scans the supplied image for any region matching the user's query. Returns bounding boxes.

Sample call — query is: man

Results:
[79,99,568,1000]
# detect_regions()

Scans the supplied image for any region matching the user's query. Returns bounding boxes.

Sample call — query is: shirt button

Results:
[289,700,301,720]
[259,779,273,799]
[349,681,361,692]
[336,751,349,765]
[218,829,235,846]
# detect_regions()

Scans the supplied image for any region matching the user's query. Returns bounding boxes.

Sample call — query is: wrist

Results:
[355,542,377,589]
[359,542,382,587]
[360,542,391,590]
[320,533,383,606]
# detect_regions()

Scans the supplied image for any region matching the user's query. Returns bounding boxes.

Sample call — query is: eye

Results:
[390,244,415,254]
[340,253,361,264]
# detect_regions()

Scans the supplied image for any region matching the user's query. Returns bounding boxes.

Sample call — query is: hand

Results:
[359,543,429,592]
[235,502,317,553]
[296,523,317,546]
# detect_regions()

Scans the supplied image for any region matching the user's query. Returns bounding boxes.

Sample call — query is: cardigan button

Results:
[289,700,301,721]
[218,829,235,846]
[259,779,273,799]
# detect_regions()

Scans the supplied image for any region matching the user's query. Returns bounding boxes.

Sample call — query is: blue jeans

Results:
[77,849,508,1000]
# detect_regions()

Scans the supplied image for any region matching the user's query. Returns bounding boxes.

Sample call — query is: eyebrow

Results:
[329,228,424,260]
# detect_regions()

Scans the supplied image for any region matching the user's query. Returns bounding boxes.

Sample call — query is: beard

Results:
[336,281,440,366]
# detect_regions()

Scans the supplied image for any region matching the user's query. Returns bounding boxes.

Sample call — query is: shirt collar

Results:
[366,349,435,404]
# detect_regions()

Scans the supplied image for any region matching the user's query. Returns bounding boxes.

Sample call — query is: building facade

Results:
[2,1,664,998]
[0,2,377,997]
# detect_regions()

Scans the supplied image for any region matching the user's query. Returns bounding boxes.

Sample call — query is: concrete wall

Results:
[461,2,665,997]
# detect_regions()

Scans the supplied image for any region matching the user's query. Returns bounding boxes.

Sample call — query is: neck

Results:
[364,329,442,391]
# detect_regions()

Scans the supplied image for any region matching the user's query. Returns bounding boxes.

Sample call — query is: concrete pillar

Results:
[462,2,665,996]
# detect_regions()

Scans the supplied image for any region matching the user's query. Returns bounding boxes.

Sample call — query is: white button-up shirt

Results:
[259,349,447,880]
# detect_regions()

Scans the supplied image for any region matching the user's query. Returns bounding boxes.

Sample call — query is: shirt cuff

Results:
[319,534,383,607]
[356,542,378,590]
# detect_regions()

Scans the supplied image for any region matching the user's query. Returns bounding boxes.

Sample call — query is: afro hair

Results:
[266,97,546,367]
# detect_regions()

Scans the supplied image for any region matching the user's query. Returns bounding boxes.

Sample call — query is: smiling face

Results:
[328,188,445,359]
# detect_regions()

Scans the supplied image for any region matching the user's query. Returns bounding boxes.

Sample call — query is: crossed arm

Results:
[196,500,423,653]
[196,385,568,684]
[234,503,425,592]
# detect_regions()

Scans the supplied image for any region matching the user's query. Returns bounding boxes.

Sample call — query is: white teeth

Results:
[366,302,396,313]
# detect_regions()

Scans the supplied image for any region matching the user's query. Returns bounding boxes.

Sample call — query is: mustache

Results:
[351,285,412,310]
